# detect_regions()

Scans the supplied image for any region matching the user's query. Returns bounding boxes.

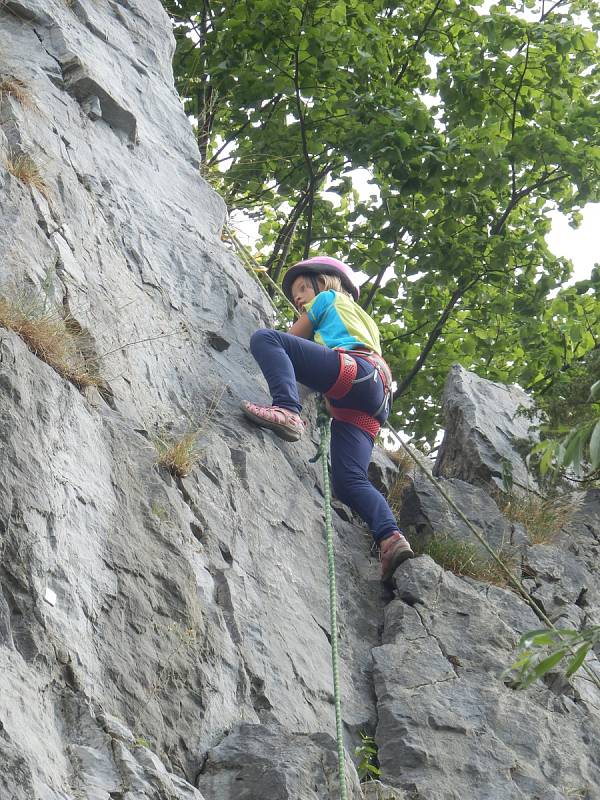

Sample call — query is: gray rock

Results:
[361,781,406,800]
[196,723,363,800]
[399,471,518,555]
[1,1,600,799]
[434,364,542,492]
[81,94,102,121]
[375,557,600,799]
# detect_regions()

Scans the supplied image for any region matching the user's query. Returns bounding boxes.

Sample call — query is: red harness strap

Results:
[324,349,392,437]
[326,406,381,438]
[325,352,357,399]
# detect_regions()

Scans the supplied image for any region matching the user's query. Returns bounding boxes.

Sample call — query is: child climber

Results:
[242,256,414,582]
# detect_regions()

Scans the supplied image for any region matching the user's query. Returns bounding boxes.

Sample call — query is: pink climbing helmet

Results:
[282,256,360,302]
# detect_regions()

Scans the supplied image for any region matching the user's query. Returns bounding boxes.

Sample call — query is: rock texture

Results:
[1,2,600,800]
[434,364,542,492]
[378,557,600,800]
[196,723,363,799]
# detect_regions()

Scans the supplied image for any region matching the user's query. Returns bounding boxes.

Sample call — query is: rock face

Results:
[434,364,542,492]
[1,3,600,800]
[377,557,600,800]
[196,723,364,799]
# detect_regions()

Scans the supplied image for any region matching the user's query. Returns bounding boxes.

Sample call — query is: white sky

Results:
[546,205,598,282]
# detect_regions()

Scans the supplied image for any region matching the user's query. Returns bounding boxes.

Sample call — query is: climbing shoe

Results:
[380,532,414,582]
[241,401,306,442]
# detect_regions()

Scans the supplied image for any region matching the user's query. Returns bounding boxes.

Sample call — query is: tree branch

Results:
[207,95,282,166]
[540,0,569,21]
[395,0,445,85]
[303,178,317,258]
[491,168,564,235]
[394,277,479,397]
[266,190,311,281]
[528,342,600,394]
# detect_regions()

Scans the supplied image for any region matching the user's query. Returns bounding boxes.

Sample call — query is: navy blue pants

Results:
[250,329,399,543]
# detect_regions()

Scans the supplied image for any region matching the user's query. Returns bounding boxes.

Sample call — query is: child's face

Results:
[291,275,317,312]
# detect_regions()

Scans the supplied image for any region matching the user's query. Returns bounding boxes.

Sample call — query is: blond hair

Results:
[317,273,353,298]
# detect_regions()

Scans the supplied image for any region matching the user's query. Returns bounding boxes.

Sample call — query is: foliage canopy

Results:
[163,0,600,443]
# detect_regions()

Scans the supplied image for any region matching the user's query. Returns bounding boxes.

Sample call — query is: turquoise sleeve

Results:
[306,290,335,326]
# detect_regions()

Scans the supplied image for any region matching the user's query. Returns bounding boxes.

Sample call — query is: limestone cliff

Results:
[1,3,599,799]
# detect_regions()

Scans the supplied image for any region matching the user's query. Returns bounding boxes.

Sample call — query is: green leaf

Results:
[521,648,568,687]
[578,31,598,51]
[561,428,585,471]
[518,629,558,648]
[565,643,591,677]
[589,419,600,470]
[331,1,346,23]
[536,440,557,476]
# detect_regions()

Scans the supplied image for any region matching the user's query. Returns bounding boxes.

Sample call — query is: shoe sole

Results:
[382,547,414,582]
[241,404,303,442]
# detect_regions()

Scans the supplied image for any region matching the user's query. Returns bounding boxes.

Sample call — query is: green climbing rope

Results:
[317,406,348,800]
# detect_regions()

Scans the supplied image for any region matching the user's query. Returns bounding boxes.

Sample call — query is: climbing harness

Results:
[325,348,393,437]
[316,402,348,800]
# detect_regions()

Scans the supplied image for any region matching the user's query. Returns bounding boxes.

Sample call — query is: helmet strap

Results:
[309,274,321,297]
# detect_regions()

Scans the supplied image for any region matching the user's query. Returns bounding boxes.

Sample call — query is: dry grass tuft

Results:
[0,292,101,388]
[0,76,33,107]
[155,388,225,478]
[414,533,514,587]
[386,446,413,475]
[387,472,412,520]
[5,152,50,199]
[494,489,578,545]
[156,431,200,478]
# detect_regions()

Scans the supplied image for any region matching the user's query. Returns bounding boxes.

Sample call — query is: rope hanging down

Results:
[227,229,349,795]
[317,406,348,800]
[224,225,298,322]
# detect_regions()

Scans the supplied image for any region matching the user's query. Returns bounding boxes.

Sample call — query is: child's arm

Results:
[288,312,314,339]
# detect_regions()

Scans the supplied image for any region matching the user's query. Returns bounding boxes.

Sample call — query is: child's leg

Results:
[329,420,399,544]
[250,329,339,413]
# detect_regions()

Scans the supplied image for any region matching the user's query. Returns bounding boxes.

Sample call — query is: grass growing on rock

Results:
[386,446,414,475]
[414,533,514,587]
[0,291,101,389]
[156,431,200,478]
[156,388,224,478]
[386,472,412,524]
[494,490,578,545]
[0,76,33,107]
[4,152,50,199]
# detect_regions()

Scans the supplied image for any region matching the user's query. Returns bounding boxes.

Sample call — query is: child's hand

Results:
[288,313,314,340]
